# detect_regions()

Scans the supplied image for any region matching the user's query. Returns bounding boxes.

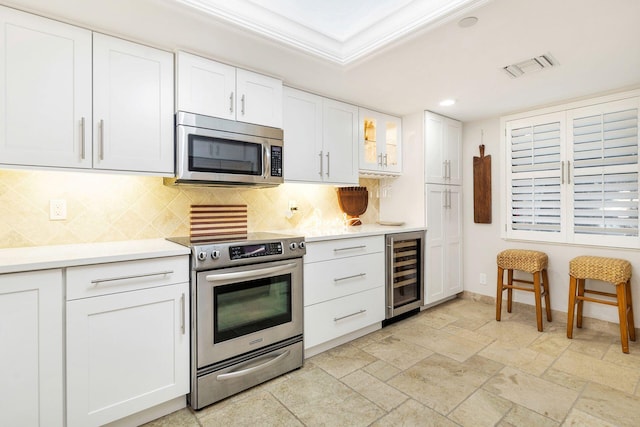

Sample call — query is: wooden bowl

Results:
[336,187,368,226]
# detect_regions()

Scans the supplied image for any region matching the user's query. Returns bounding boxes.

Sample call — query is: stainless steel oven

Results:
[168,233,305,409]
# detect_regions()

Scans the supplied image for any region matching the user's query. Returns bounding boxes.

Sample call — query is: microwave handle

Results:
[263,143,271,179]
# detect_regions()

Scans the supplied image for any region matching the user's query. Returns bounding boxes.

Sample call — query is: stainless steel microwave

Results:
[165,111,283,187]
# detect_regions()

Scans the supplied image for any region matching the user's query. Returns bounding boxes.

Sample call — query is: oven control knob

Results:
[197,251,207,261]
[289,242,298,250]
[211,250,221,260]
[298,241,306,249]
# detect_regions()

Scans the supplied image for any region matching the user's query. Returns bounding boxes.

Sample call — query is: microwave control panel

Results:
[271,146,283,177]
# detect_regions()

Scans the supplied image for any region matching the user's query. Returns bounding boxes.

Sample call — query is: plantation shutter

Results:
[507,114,563,237]
[570,102,639,240]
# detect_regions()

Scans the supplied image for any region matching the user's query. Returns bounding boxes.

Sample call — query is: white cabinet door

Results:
[93,33,174,174]
[283,87,323,182]
[0,269,63,427]
[425,184,462,305]
[0,6,91,169]
[177,52,283,128]
[425,112,462,185]
[323,98,359,185]
[359,109,402,175]
[236,68,283,128]
[66,283,189,427]
[176,51,235,120]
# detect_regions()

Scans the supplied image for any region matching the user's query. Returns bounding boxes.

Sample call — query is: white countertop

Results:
[0,238,190,275]
[0,224,426,274]
[277,224,426,242]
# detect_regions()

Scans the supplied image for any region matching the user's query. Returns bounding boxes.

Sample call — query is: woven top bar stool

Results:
[567,256,635,353]
[496,249,552,332]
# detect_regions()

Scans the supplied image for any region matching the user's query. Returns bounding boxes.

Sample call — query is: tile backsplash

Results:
[0,169,380,248]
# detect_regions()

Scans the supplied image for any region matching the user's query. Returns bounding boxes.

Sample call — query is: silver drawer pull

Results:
[90,270,174,285]
[333,245,366,252]
[334,309,366,322]
[334,273,366,282]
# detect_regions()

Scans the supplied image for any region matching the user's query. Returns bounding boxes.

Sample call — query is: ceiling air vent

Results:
[502,54,558,78]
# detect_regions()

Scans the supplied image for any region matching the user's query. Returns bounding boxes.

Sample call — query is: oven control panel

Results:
[229,242,283,260]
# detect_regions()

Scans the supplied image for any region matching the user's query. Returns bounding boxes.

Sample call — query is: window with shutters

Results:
[504,94,640,248]
[506,113,566,243]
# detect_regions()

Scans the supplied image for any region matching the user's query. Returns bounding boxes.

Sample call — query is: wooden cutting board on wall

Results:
[473,144,492,224]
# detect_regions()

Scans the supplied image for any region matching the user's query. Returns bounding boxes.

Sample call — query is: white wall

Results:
[462,117,640,326]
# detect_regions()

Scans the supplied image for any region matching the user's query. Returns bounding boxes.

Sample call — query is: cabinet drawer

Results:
[67,256,189,300]
[304,252,384,306]
[304,235,384,263]
[304,286,384,350]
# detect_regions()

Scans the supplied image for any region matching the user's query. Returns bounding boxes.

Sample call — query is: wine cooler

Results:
[385,231,425,319]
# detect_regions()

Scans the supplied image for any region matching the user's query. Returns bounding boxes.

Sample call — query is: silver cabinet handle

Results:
[217,350,290,381]
[333,245,366,252]
[378,153,383,167]
[90,270,174,285]
[334,273,366,282]
[229,92,234,113]
[99,119,105,160]
[334,309,366,322]
[206,263,296,282]
[319,150,323,177]
[383,153,388,167]
[561,161,565,184]
[80,117,86,160]
[567,160,571,184]
[241,94,245,115]
[180,293,185,335]
[326,151,330,177]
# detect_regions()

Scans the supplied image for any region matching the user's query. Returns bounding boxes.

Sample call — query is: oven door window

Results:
[189,134,263,175]
[214,273,292,343]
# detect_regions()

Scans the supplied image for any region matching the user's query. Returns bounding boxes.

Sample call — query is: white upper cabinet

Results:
[0,6,174,175]
[283,87,358,185]
[236,68,283,128]
[0,5,92,169]
[359,108,402,175]
[425,111,462,185]
[93,33,174,174]
[177,51,283,128]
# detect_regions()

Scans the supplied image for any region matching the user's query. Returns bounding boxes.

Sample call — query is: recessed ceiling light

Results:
[439,99,456,106]
[458,16,478,28]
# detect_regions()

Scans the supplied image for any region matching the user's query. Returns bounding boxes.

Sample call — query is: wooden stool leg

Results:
[507,269,514,313]
[576,278,585,329]
[626,279,636,342]
[496,266,504,321]
[533,271,543,332]
[567,275,577,339]
[616,283,630,354]
[542,268,552,321]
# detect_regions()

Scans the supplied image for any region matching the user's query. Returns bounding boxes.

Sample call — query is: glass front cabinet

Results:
[359,108,402,175]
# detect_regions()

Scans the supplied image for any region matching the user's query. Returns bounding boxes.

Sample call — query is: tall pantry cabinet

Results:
[424,112,463,305]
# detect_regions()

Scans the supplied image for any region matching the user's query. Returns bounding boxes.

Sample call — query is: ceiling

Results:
[172,0,488,64]
[6,0,640,122]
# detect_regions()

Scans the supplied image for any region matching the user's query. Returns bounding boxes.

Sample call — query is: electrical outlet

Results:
[50,199,67,220]
[479,273,487,285]
[288,200,298,211]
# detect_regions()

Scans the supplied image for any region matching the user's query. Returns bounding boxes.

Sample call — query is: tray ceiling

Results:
[174,0,488,64]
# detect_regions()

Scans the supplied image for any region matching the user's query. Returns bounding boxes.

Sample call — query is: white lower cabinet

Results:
[0,269,64,427]
[66,257,189,427]
[303,236,385,353]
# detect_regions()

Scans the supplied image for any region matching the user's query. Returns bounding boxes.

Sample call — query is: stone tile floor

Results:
[144,297,640,426]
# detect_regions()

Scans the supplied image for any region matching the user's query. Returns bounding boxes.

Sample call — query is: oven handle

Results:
[205,263,297,282]
[216,350,290,381]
